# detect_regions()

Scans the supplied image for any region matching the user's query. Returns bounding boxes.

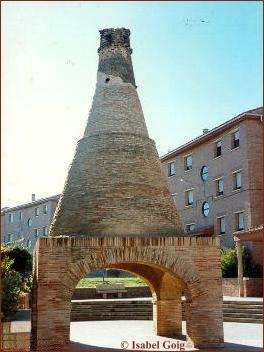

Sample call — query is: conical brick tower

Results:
[50,28,182,237]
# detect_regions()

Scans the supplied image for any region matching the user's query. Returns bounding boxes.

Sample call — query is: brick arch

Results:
[66,246,206,300]
[31,236,224,351]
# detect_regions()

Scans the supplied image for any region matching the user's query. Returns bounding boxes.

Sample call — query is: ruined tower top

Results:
[98,28,132,52]
[97,28,136,87]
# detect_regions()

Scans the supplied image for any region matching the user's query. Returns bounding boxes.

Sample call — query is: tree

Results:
[1,256,23,319]
[221,248,237,278]
[220,246,263,278]
[1,244,33,320]
[1,245,32,279]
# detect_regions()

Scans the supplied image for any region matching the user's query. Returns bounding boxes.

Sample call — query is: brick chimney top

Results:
[97,27,136,87]
[98,28,131,53]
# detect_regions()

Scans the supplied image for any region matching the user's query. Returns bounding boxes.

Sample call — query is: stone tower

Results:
[50,28,182,237]
[31,29,224,352]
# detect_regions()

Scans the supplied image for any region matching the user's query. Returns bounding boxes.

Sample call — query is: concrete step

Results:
[71,299,263,323]
[224,317,263,323]
[224,301,263,305]
[224,304,262,308]
[223,309,262,314]
[223,313,262,319]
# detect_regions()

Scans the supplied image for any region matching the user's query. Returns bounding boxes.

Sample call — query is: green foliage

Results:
[2,271,23,319]
[1,256,14,274]
[77,277,147,288]
[1,255,23,319]
[221,247,237,278]
[220,246,263,278]
[1,245,33,320]
[1,245,32,278]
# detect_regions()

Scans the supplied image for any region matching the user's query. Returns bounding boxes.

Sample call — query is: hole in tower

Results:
[105,77,110,83]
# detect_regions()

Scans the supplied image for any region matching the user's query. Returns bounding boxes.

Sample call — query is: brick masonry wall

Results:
[245,119,263,227]
[222,277,263,297]
[251,242,263,267]
[50,133,182,236]
[31,236,224,351]
[243,278,263,297]
[222,278,239,296]
[1,323,30,351]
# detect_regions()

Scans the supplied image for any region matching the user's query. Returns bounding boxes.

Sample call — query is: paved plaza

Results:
[9,302,263,351]
[69,320,263,351]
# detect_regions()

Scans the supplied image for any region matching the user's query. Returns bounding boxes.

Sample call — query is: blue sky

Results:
[2,1,263,206]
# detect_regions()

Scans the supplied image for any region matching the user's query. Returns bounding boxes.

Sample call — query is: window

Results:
[217,217,226,235]
[43,226,48,236]
[43,204,48,214]
[35,207,40,217]
[6,234,12,243]
[34,228,39,237]
[27,218,32,227]
[171,193,177,205]
[8,213,13,223]
[27,239,32,249]
[202,201,210,217]
[233,171,242,190]
[184,155,193,171]
[235,212,245,231]
[216,178,224,196]
[19,211,23,221]
[168,161,176,176]
[185,189,194,206]
[232,130,240,149]
[215,140,222,157]
[200,165,209,181]
[186,223,195,233]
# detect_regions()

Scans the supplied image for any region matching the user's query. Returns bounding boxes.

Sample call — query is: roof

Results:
[1,194,60,214]
[234,225,263,242]
[161,107,263,162]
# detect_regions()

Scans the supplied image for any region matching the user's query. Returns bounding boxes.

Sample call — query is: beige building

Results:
[161,107,263,248]
[1,194,59,251]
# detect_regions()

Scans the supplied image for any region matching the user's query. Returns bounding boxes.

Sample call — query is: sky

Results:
[2,1,263,207]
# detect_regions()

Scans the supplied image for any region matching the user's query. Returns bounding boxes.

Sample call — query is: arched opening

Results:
[69,261,188,350]
[31,237,224,351]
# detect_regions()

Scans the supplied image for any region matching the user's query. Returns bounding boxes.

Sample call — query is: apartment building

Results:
[1,194,60,251]
[161,107,263,248]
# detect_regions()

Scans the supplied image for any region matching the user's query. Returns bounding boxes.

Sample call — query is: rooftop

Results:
[1,194,60,214]
[161,107,263,162]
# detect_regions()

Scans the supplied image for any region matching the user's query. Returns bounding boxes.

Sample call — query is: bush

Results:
[220,246,263,278]
[221,248,237,278]
[1,245,33,320]
[2,272,23,318]
[1,256,23,319]
[1,245,32,278]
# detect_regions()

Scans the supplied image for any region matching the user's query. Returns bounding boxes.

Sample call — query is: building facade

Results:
[1,194,59,251]
[161,107,263,248]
